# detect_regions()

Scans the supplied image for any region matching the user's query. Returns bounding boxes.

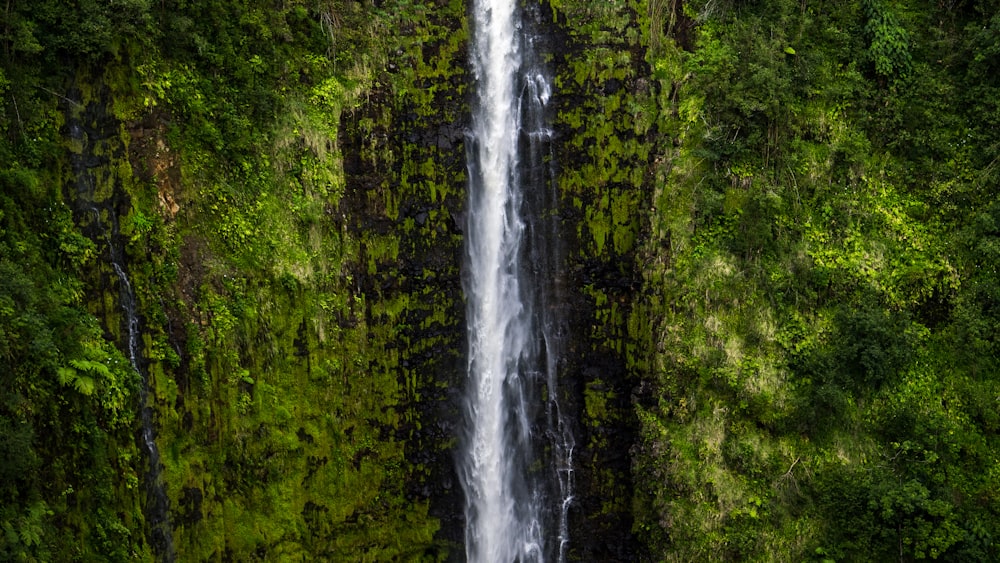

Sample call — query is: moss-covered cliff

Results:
[2,0,448,559]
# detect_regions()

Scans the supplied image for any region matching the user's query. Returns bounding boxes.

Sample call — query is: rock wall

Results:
[0,0,664,559]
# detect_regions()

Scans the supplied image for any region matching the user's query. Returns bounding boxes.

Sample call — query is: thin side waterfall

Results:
[67,107,175,561]
[460,1,573,561]
[109,232,176,563]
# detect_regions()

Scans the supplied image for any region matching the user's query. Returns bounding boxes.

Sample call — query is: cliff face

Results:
[337,0,652,557]
[0,0,650,559]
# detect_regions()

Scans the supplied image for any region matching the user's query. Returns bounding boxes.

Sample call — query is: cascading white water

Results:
[460,1,571,561]
[108,223,176,563]
[461,0,532,558]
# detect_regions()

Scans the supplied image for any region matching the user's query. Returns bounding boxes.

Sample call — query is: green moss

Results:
[584,380,615,426]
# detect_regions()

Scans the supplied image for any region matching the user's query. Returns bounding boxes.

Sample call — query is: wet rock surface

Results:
[339,1,650,559]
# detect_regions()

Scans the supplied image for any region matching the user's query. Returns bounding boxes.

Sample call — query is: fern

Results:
[69,359,112,379]
[56,366,76,386]
[73,376,95,396]
[56,364,99,395]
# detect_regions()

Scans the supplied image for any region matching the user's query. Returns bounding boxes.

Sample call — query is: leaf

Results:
[69,358,112,379]
[784,46,796,55]
[18,522,40,547]
[2,521,18,544]
[57,366,76,386]
[73,375,95,396]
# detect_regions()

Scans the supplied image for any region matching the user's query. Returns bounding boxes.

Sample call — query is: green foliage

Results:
[863,0,912,80]
[6,0,1000,560]
[122,0,447,558]
[634,0,1000,560]
[0,131,147,559]
[0,0,448,559]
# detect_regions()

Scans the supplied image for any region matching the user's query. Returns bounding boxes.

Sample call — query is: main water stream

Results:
[460,1,573,561]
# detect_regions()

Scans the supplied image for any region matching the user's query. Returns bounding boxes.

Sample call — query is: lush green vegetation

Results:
[1,0,445,560]
[633,0,1000,559]
[0,164,147,560]
[0,1,152,557]
[3,0,1000,560]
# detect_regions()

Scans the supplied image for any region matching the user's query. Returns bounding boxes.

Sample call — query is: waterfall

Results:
[67,105,175,562]
[109,234,176,563]
[460,1,573,561]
